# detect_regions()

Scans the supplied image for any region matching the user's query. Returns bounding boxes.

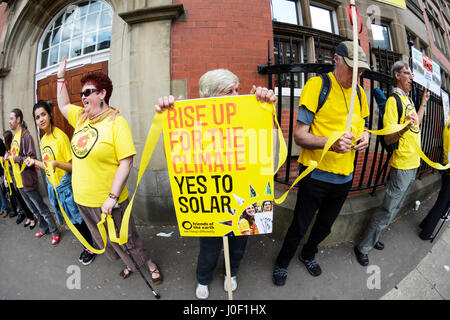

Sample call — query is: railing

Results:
[258,39,445,194]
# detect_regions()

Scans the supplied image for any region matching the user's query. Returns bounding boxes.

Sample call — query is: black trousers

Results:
[419,174,450,239]
[276,176,351,268]
[196,236,248,285]
[8,184,34,219]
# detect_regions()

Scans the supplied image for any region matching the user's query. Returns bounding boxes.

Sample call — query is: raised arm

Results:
[56,57,71,119]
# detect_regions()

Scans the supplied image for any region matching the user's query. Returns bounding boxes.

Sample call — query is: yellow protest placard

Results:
[375,0,406,9]
[163,95,277,237]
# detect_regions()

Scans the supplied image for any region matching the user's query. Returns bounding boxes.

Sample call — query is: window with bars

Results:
[38,0,113,71]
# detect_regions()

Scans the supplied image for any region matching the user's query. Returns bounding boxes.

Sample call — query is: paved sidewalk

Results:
[0,190,448,301]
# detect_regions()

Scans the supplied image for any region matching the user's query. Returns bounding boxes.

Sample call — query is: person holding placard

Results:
[354,61,430,266]
[56,57,162,283]
[273,41,370,285]
[155,68,277,299]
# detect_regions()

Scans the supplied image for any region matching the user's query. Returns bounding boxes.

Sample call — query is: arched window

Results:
[38,0,113,71]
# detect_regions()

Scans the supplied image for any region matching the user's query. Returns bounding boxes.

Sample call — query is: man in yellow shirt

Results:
[354,61,430,266]
[273,41,370,285]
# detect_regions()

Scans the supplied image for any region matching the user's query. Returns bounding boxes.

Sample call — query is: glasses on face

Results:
[80,88,99,98]
[400,71,413,76]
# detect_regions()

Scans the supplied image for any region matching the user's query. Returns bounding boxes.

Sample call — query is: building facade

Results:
[0,0,448,235]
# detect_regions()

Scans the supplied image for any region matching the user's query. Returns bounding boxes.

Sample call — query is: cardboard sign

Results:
[411,46,442,96]
[441,89,449,125]
[162,95,276,237]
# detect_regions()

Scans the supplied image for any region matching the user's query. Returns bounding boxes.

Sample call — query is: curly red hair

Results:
[81,72,113,104]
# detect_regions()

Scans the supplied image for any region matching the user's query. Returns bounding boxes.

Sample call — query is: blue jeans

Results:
[0,184,9,212]
[19,188,59,236]
[46,173,83,225]
[196,236,248,285]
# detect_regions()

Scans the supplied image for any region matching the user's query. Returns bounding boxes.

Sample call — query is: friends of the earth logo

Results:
[42,146,56,176]
[71,125,98,159]
[11,140,19,157]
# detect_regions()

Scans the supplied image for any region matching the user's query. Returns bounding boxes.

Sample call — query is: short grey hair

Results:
[198,69,239,98]
[391,61,409,86]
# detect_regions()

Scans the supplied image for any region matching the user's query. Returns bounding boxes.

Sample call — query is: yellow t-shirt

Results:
[10,130,23,188]
[297,72,370,175]
[67,105,136,207]
[384,94,421,170]
[238,218,259,235]
[40,127,72,186]
[443,120,449,168]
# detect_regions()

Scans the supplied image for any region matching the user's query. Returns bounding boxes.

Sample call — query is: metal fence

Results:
[258,39,445,194]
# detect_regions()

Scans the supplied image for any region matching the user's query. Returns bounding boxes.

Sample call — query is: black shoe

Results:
[16,214,25,224]
[79,249,96,266]
[272,266,288,286]
[29,221,37,230]
[354,247,369,266]
[299,257,322,277]
[419,233,433,241]
[374,241,384,250]
[9,211,17,218]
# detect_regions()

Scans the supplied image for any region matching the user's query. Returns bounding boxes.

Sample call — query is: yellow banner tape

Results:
[54,101,449,250]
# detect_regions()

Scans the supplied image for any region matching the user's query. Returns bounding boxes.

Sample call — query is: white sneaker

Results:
[196,283,209,300]
[224,275,237,292]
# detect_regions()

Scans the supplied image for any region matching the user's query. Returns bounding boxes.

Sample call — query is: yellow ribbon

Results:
[56,99,449,249]
[45,161,108,254]
[274,121,449,204]
[0,157,12,195]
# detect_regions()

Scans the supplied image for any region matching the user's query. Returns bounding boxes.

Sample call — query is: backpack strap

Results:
[317,73,331,113]
[392,92,404,124]
[356,85,362,111]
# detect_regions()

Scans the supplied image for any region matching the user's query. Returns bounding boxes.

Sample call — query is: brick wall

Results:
[171,0,274,99]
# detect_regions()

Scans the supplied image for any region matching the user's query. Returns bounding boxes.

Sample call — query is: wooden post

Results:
[223,236,233,300]
[346,0,360,132]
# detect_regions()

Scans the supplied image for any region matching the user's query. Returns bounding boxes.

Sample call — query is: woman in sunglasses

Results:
[55,57,162,283]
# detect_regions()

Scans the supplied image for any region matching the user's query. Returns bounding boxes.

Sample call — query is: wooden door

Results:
[36,61,109,139]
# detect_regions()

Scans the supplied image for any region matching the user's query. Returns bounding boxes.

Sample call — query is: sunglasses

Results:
[80,88,100,98]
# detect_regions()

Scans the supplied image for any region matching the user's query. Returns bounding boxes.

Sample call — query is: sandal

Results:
[150,264,163,285]
[119,267,133,279]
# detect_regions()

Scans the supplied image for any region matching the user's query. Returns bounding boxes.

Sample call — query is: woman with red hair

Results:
[56,57,162,283]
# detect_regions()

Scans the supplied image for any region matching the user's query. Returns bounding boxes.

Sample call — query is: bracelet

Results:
[108,192,118,201]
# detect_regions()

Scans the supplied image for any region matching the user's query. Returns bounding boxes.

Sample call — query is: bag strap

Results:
[317,73,362,114]
[392,92,404,124]
[318,73,331,113]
